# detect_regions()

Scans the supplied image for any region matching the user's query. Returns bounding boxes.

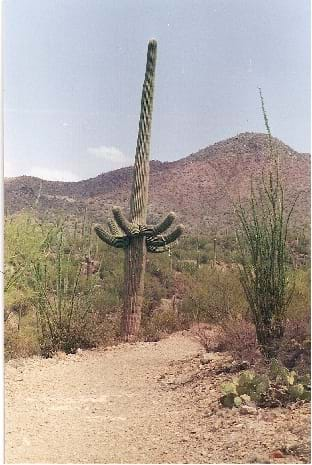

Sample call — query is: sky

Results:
[3,0,311,181]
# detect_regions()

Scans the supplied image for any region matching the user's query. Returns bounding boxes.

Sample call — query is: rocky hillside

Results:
[4,132,310,232]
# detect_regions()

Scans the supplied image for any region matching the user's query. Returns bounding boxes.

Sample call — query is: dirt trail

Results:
[5,332,310,464]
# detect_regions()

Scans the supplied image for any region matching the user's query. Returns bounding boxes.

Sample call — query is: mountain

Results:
[4,132,310,233]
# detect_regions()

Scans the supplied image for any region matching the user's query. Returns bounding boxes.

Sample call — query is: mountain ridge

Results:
[4,132,310,232]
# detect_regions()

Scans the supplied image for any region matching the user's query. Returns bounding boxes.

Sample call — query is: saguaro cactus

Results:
[95,40,184,341]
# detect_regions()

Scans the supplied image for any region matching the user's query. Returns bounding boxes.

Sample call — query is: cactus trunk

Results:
[122,237,146,340]
[94,40,184,342]
[122,40,156,341]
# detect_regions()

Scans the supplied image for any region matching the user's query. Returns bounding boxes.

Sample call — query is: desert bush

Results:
[180,267,247,324]
[199,253,209,264]
[146,256,174,292]
[142,301,188,342]
[281,269,310,372]
[278,316,310,373]
[235,90,296,359]
[142,274,167,317]
[142,307,180,342]
[31,223,106,356]
[4,213,127,358]
[5,327,39,360]
[5,311,40,360]
[220,360,310,409]
[218,318,261,365]
[4,213,51,305]
[193,318,261,366]
[175,259,199,273]
[196,314,310,373]
[287,269,310,319]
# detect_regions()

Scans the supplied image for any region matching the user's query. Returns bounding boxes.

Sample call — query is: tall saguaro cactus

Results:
[95,40,184,341]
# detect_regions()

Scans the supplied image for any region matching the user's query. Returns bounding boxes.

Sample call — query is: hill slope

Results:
[4,132,310,232]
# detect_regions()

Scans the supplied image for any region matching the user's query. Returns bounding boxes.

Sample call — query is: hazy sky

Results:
[3,0,310,181]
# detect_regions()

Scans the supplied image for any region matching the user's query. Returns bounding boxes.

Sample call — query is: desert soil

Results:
[5,331,311,464]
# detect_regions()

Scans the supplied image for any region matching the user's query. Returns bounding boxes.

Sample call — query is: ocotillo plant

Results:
[94,40,184,341]
[235,89,296,359]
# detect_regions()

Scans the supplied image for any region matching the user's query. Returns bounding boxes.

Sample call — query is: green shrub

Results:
[5,321,40,360]
[287,269,310,320]
[30,223,104,356]
[220,360,310,408]
[180,267,247,324]
[142,307,182,342]
[235,90,295,358]
[4,212,129,358]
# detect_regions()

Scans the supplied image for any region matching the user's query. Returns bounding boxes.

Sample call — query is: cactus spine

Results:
[95,40,184,341]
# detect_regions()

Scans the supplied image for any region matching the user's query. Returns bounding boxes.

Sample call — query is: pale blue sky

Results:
[3,0,310,181]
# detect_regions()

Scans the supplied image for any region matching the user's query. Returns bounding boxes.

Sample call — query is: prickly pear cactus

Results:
[94,40,184,341]
[220,363,310,408]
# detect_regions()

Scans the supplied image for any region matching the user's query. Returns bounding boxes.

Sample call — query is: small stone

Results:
[239,405,258,415]
[249,454,271,463]
[270,450,285,459]
[200,353,218,364]
[233,423,244,429]
[54,351,67,360]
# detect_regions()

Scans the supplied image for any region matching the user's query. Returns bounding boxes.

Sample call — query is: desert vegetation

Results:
[4,207,310,365]
[4,188,310,463]
[4,84,310,391]
[4,36,310,464]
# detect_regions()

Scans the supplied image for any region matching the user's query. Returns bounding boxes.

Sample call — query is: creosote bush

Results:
[180,267,247,324]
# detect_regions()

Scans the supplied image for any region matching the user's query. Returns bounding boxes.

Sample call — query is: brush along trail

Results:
[5,331,310,464]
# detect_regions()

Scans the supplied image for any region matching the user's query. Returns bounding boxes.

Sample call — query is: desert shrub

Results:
[4,286,34,328]
[218,318,261,365]
[5,327,38,360]
[175,260,198,273]
[4,214,53,358]
[180,267,247,324]
[142,258,184,341]
[143,274,167,316]
[5,312,40,360]
[142,304,187,342]
[278,316,310,373]
[220,360,310,409]
[31,223,107,356]
[199,253,209,264]
[141,254,175,320]
[146,256,174,292]
[4,214,127,359]
[191,324,222,352]
[235,90,296,359]
[4,214,51,307]
[282,269,310,370]
[197,315,310,373]
[193,318,261,366]
[287,268,310,319]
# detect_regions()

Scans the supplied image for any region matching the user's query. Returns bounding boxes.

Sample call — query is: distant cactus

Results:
[95,40,184,341]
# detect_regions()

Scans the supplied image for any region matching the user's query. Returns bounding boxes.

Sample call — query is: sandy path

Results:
[5,332,310,464]
[5,333,204,463]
